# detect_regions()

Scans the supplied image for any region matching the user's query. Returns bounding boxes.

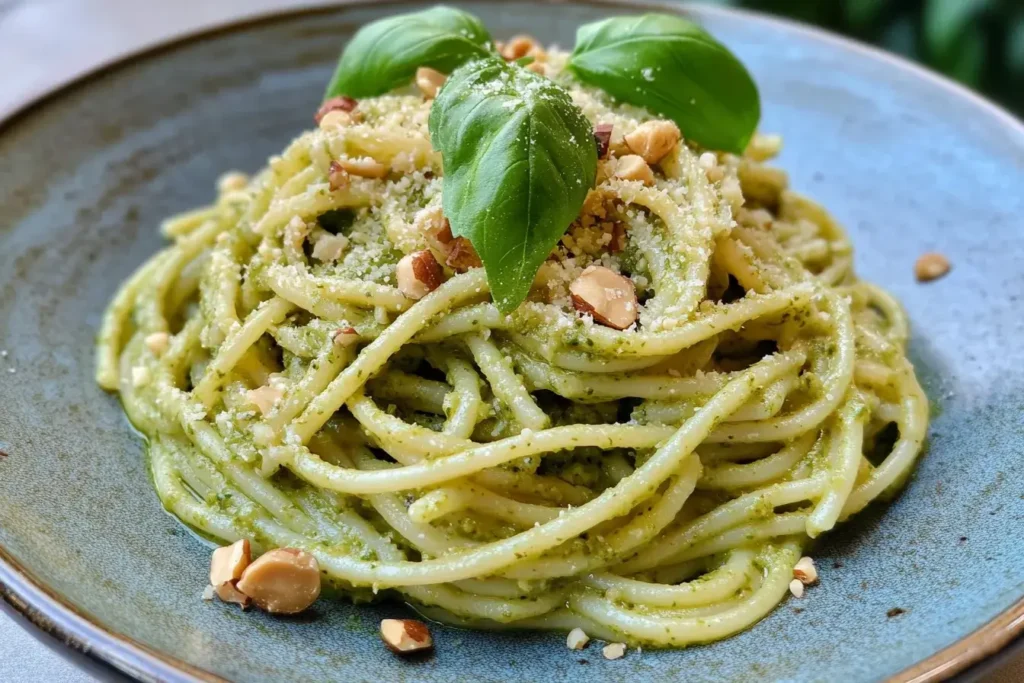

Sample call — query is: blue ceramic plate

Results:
[1,2,1022,681]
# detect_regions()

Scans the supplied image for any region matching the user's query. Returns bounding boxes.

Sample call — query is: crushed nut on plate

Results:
[210,539,250,586]
[380,618,434,654]
[793,556,818,585]
[914,252,950,282]
[602,642,627,660]
[566,627,590,650]
[789,578,805,598]
[209,539,252,608]
[235,548,321,614]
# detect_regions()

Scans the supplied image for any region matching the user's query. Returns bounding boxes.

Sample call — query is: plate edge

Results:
[0,544,216,683]
[0,1,1021,681]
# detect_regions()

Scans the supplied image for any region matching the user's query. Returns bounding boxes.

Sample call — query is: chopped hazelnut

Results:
[210,539,251,587]
[318,110,355,130]
[415,67,447,98]
[312,233,349,262]
[314,96,357,124]
[332,327,359,347]
[525,60,546,76]
[602,642,627,660]
[914,252,950,282]
[209,539,252,608]
[415,207,481,272]
[624,120,681,164]
[789,578,805,598]
[793,556,818,585]
[566,627,590,650]
[144,331,170,356]
[235,548,321,615]
[335,156,387,179]
[246,385,283,415]
[217,172,248,194]
[328,160,350,191]
[201,585,216,601]
[500,35,540,61]
[593,123,613,159]
[570,265,638,330]
[216,581,252,608]
[415,205,449,239]
[445,237,482,272]
[612,155,655,185]
[380,618,433,655]
[397,250,444,300]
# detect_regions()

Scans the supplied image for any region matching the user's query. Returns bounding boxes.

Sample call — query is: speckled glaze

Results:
[0,2,1022,682]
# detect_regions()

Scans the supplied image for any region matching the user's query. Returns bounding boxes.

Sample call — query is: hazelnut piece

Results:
[445,237,482,272]
[500,35,540,61]
[566,627,590,650]
[332,327,360,347]
[914,252,950,282]
[314,96,357,124]
[210,539,250,586]
[328,161,350,191]
[612,155,655,185]
[235,548,321,615]
[397,250,444,300]
[415,67,446,99]
[602,642,627,660]
[793,556,818,585]
[216,581,252,608]
[380,618,433,655]
[593,124,613,159]
[624,120,681,164]
[210,539,252,608]
[569,266,638,330]
[335,157,387,179]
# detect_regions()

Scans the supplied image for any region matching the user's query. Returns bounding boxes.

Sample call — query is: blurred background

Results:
[710,0,1023,114]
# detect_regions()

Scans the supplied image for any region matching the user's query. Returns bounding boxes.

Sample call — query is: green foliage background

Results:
[708,0,1023,114]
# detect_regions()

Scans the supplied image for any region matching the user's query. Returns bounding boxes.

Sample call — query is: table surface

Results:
[0,0,1021,681]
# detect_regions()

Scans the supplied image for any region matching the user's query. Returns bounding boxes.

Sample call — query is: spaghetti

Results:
[96,49,927,648]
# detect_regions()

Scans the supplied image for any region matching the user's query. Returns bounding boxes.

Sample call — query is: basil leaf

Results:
[429,58,597,313]
[568,13,760,154]
[325,5,492,99]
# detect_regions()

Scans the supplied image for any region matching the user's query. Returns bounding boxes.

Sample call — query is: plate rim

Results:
[0,1,1021,681]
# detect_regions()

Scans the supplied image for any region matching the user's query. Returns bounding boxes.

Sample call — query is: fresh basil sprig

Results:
[325,6,492,99]
[567,13,760,153]
[429,58,597,313]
